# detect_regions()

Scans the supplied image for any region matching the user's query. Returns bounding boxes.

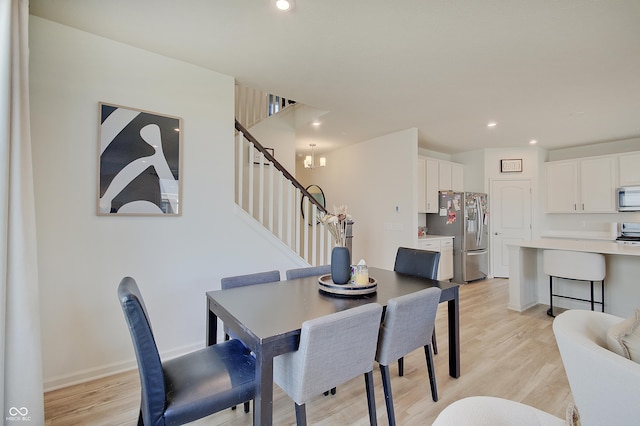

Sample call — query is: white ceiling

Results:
[29,0,640,156]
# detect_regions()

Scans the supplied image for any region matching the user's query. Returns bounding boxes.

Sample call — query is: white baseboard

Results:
[43,342,202,392]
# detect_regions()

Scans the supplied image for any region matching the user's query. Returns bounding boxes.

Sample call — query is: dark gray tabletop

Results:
[207,267,458,345]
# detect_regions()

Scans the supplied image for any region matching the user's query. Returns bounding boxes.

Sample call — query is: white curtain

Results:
[1,0,44,423]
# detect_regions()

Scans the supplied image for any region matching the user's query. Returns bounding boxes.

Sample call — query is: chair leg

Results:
[424,345,438,402]
[295,402,307,426]
[364,371,378,426]
[323,387,336,396]
[601,279,605,312]
[398,357,404,376]
[432,330,438,355]
[380,364,396,426]
[590,280,595,311]
[243,401,250,413]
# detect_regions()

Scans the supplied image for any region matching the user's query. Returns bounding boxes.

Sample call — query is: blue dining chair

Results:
[220,269,280,413]
[118,277,256,426]
[376,287,442,426]
[393,247,441,375]
[274,303,384,426]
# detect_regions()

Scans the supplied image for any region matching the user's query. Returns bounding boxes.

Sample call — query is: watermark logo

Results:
[6,407,31,422]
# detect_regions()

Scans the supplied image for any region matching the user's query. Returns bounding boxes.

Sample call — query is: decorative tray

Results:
[318,274,377,297]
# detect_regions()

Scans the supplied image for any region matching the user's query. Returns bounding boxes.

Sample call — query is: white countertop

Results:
[510,238,640,256]
[418,235,454,240]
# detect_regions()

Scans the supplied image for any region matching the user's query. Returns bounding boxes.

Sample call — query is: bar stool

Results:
[543,250,605,317]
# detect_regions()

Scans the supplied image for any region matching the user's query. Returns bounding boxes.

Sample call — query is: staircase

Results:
[234,85,337,266]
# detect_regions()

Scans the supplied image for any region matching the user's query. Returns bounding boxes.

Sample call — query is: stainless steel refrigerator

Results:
[427,191,489,283]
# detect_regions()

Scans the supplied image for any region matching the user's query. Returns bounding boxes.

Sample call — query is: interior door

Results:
[491,180,532,277]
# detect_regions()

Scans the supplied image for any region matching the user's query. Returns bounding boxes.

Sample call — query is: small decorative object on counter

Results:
[353,259,369,285]
[320,205,353,284]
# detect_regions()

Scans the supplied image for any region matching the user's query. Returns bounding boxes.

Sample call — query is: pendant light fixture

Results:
[304,144,326,169]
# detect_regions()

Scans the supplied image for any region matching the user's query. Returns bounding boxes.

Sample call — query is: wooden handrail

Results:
[235,120,328,215]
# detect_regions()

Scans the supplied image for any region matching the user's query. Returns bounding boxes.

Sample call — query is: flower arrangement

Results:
[319,205,352,247]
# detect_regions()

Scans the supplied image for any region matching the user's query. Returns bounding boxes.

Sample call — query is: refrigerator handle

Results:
[475,196,482,246]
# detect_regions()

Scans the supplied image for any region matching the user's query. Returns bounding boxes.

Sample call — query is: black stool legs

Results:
[547,275,605,318]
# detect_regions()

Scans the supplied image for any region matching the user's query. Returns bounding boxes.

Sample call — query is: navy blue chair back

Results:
[393,247,440,280]
[118,277,166,425]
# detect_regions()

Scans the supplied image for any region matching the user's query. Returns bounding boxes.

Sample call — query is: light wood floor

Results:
[44,278,572,425]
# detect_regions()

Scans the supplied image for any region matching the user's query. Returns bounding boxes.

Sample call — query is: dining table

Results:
[206,266,460,426]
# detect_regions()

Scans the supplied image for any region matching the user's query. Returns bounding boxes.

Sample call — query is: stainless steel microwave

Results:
[617,186,640,211]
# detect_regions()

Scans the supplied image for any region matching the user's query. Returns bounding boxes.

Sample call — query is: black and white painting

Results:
[98,103,182,215]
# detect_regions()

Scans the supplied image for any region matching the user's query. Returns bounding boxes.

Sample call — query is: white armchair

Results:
[433,309,640,426]
[432,396,565,425]
[553,309,640,426]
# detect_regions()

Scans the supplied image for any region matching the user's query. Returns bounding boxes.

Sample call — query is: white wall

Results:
[299,129,418,269]
[30,17,301,390]
[247,106,297,172]
[452,149,484,193]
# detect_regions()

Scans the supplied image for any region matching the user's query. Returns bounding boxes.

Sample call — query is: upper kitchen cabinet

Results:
[545,155,617,213]
[451,163,464,191]
[438,161,464,192]
[425,158,439,213]
[419,156,464,213]
[619,151,640,186]
[417,157,426,213]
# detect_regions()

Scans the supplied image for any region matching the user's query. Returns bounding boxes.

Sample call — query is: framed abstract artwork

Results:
[98,103,183,216]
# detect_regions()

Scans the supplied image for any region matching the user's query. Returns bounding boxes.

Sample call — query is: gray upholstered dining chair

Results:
[376,286,442,426]
[285,264,337,396]
[221,270,281,342]
[221,269,280,412]
[393,246,441,374]
[285,264,331,280]
[118,277,256,426]
[274,303,384,426]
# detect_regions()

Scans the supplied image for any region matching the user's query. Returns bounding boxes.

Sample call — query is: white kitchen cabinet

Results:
[417,157,427,213]
[438,162,452,191]
[581,156,617,212]
[421,156,463,213]
[439,238,454,281]
[619,151,640,186]
[416,237,454,281]
[425,158,439,213]
[438,160,464,191]
[545,155,617,213]
[451,163,464,192]
[546,160,578,212]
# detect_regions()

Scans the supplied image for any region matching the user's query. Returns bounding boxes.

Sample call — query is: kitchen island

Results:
[508,239,640,317]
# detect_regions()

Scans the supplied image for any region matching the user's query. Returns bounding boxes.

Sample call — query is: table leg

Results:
[447,287,460,378]
[254,348,274,426]
[206,305,218,346]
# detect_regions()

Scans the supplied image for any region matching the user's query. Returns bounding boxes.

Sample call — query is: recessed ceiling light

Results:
[275,0,294,11]
[529,139,538,145]
[312,120,321,126]
[487,122,497,128]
